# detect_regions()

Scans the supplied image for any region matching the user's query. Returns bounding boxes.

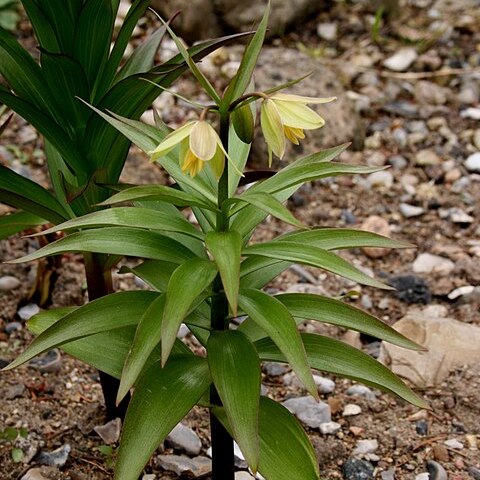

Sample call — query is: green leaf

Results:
[11,447,23,463]
[8,227,196,264]
[213,396,319,480]
[119,259,178,292]
[21,0,59,51]
[73,0,114,93]
[238,288,317,398]
[205,231,243,315]
[4,291,159,370]
[226,191,305,229]
[116,24,167,82]
[256,333,427,409]
[243,241,392,290]
[228,113,252,196]
[115,356,211,480]
[0,165,69,223]
[279,227,413,250]
[231,103,254,144]
[207,330,261,471]
[222,3,269,106]
[161,258,217,366]
[99,184,218,211]
[28,306,191,379]
[0,211,46,240]
[39,206,203,240]
[277,293,423,350]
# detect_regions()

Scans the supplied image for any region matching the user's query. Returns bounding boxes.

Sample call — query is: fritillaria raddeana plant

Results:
[3,5,427,480]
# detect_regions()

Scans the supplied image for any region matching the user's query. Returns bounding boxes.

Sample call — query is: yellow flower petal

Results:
[271,92,337,104]
[148,121,195,161]
[189,120,218,161]
[182,148,205,177]
[284,125,305,145]
[274,100,325,129]
[260,99,286,160]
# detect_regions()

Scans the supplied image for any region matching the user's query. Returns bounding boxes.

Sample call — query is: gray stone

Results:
[449,208,474,224]
[379,305,480,386]
[250,47,363,166]
[465,152,480,172]
[366,171,393,189]
[427,460,448,480]
[383,48,418,71]
[346,385,376,401]
[94,418,121,445]
[5,321,22,334]
[263,361,289,377]
[313,375,335,394]
[343,458,375,480]
[235,473,255,480]
[0,275,21,291]
[381,469,396,480]
[4,383,25,400]
[21,469,59,480]
[444,438,464,449]
[317,22,337,41]
[319,421,341,435]
[36,444,71,468]
[415,474,429,480]
[282,396,331,428]
[399,203,424,218]
[29,349,62,373]
[157,454,212,477]
[150,0,325,41]
[412,253,454,275]
[388,155,408,169]
[352,439,378,457]
[413,81,447,105]
[469,466,480,480]
[167,423,202,456]
[342,404,362,417]
[416,419,429,435]
[17,303,40,321]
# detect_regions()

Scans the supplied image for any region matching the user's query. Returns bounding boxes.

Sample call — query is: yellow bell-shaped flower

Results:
[149,120,226,178]
[260,92,336,166]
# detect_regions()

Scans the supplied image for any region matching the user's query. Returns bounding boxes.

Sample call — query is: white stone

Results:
[379,307,480,387]
[448,285,475,300]
[346,385,376,400]
[142,475,156,480]
[460,107,480,120]
[444,438,464,449]
[412,253,455,275]
[415,474,430,480]
[319,421,341,435]
[352,439,379,456]
[342,404,362,417]
[317,22,337,41]
[449,208,474,224]
[399,203,425,218]
[0,275,21,291]
[383,48,418,71]
[156,455,211,477]
[282,396,331,428]
[94,418,121,445]
[17,303,40,321]
[313,375,335,394]
[366,171,394,188]
[177,324,190,338]
[465,152,480,172]
[235,473,255,480]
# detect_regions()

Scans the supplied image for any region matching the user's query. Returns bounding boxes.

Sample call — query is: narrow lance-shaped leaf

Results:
[213,396,319,480]
[37,206,203,240]
[225,191,305,229]
[208,330,261,471]
[7,227,195,265]
[115,356,211,480]
[3,291,159,370]
[205,231,243,315]
[161,258,217,366]
[243,241,392,290]
[238,288,317,399]
[0,211,46,240]
[256,333,428,409]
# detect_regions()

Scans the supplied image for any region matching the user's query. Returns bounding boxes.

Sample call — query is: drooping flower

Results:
[149,119,226,178]
[260,92,336,165]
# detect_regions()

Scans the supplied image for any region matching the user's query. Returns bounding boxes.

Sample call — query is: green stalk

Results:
[83,252,130,420]
[210,111,235,480]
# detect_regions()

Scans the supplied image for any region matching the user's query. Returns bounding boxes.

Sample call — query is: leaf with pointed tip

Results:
[213,396,319,480]
[238,288,317,398]
[208,330,260,471]
[38,206,203,240]
[8,227,196,264]
[161,258,217,365]
[0,211,46,240]
[205,231,242,315]
[225,192,304,229]
[256,333,428,409]
[3,291,159,370]
[99,184,217,211]
[119,259,178,291]
[115,356,211,480]
[243,241,392,290]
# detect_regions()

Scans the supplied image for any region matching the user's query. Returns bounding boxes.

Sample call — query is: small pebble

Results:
[469,466,480,480]
[21,469,53,480]
[177,324,189,338]
[343,457,374,480]
[412,253,455,275]
[142,475,156,480]
[94,418,121,445]
[432,444,449,462]
[415,149,441,166]
[319,421,341,435]
[235,472,255,480]
[352,439,378,457]
[360,215,391,259]
[381,469,395,480]
[0,275,21,291]
[263,362,289,377]
[444,438,464,449]
[317,22,337,41]
[5,321,22,334]
[17,303,40,321]
[366,171,393,189]
[342,404,362,417]
[282,397,331,428]
[313,375,335,394]
[399,203,424,218]
[167,423,202,456]
[383,48,418,71]
[156,455,212,477]
[448,285,475,300]
[36,444,71,468]
[460,107,480,120]
[427,460,448,480]
[389,275,431,304]
[465,434,478,449]
[4,383,25,400]
[29,349,62,373]
[415,474,429,480]
[346,385,376,401]
[449,208,474,224]
[415,419,428,436]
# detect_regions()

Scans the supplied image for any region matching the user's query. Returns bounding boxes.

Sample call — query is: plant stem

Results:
[210,111,235,480]
[84,252,130,420]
